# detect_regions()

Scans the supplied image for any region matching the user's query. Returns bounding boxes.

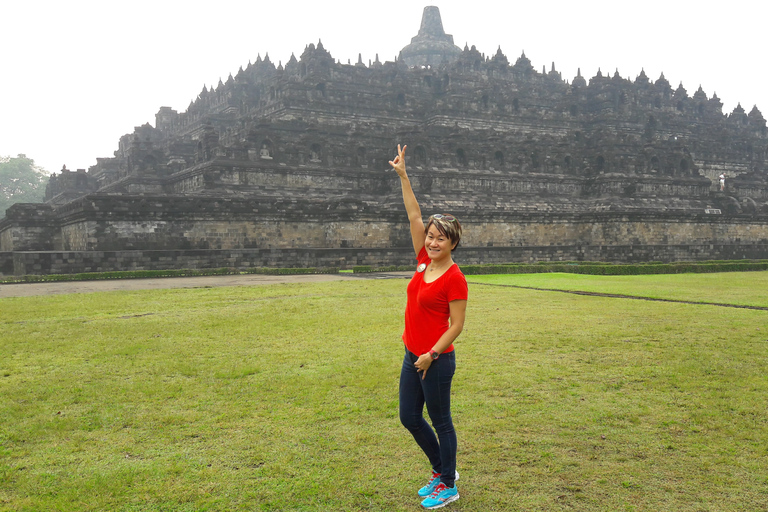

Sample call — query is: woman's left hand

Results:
[415,353,433,380]
[389,144,408,178]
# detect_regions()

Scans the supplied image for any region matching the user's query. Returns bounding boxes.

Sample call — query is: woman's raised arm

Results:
[389,144,424,256]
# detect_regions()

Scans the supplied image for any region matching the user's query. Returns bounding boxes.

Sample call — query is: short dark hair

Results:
[425,214,462,250]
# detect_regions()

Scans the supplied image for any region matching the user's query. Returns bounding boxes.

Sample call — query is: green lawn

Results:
[1,275,767,511]
[468,271,768,308]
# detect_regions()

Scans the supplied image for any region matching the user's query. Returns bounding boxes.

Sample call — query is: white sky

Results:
[2,0,766,175]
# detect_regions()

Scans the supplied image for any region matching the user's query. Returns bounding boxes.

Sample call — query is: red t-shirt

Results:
[402,247,468,355]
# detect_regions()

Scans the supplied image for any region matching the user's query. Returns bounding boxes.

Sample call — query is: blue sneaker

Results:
[420,482,459,509]
[418,470,460,497]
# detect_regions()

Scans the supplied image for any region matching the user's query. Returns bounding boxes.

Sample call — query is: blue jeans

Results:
[399,347,457,487]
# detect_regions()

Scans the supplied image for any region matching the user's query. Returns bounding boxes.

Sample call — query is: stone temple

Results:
[2,6,767,275]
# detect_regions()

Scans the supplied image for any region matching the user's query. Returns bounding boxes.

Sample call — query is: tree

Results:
[0,154,48,216]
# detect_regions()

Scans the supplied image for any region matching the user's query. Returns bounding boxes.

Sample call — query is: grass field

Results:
[467,271,768,308]
[1,273,767,511]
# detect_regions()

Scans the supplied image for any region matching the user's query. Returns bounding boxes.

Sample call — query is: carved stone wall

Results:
[5,193,766,253]
[6,243,768,277]
[0,204,59,252]
[0,253,13,275]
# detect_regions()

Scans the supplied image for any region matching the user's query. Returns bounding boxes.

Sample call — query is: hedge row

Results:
[462,261,768,276]
[354,260,768,276]
[2,261,767,284]
[0,266,340,284]
[352,265,413,273]
[242,267,339,276]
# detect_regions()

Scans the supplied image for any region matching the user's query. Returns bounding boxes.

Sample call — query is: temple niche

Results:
[2,6,768,275]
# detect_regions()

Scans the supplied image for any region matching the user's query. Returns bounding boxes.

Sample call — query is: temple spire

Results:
[417,5,448,37]
[398,6,461,67]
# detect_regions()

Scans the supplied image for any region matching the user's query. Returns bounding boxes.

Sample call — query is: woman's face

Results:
[425,224,456,261]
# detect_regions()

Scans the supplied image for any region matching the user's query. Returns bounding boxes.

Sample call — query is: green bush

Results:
[460,260,768,277]
[241,267,339,275]
[353,265,413,273]
[0,266,339,284]
[3,260,768,285]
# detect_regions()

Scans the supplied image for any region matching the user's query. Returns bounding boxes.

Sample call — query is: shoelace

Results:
[430,482,448,498]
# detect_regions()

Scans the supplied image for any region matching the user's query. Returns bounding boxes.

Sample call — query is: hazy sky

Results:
[2,0,766,175]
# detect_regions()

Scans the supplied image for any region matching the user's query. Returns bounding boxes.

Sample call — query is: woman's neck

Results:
[429,257,453,272]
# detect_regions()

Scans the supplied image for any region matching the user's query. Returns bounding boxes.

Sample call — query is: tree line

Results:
[0,155,48,216]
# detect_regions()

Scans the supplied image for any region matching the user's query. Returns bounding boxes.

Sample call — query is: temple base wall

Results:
[50,213,768,254]
[4,243,768,277]
[57,219,403,251]
[2,197,767,276]
[0,252,13,275]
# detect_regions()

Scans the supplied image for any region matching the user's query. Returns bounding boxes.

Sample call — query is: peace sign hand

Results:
[388,144,408,178]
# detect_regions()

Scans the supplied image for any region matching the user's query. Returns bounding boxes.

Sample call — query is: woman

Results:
[389,144,468,510]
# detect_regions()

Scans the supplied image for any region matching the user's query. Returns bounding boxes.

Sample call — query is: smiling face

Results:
[424,224,457,263]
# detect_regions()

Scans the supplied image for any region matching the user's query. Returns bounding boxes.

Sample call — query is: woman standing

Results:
[389,144,468,510]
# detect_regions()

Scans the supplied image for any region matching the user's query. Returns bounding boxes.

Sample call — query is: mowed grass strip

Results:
[467,270,768,308]
[0,278,766,511]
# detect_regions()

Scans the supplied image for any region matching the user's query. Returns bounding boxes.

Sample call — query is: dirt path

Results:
[0,272,413,298]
